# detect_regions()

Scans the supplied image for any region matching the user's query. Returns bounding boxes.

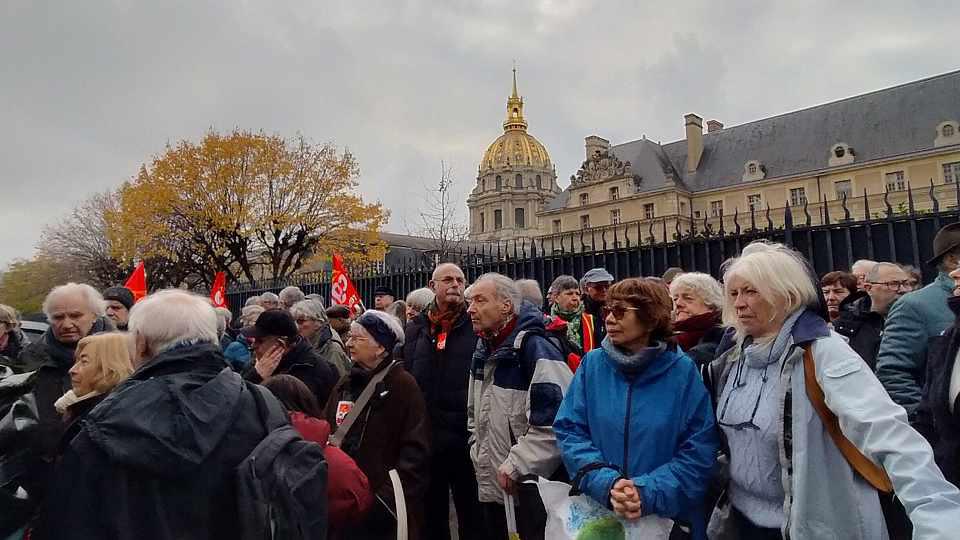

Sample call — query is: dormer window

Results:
[742,160,766,182]
[935,121,959,147]
[828,143,855,166]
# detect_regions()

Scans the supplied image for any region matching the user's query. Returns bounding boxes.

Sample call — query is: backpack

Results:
[0,367,40,536]
[236,383,329,540]
[540,319,585,372]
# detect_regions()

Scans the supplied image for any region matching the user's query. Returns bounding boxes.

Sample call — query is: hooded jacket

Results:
[705,310,960,539]
[35,343,271,540]
[403,306,477,453]
[554,342,719,538]
[309,325,351,379]
[467,302,574,503]
[876,272,954,413]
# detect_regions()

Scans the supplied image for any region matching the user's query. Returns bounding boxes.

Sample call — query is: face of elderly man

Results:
[48,292,98,344]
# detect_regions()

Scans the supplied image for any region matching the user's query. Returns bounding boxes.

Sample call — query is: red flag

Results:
[124,261,147,302]
[210,272,228,308]
[331,253,364,314]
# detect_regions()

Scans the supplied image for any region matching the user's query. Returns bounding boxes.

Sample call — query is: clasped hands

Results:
[609,478,642,520]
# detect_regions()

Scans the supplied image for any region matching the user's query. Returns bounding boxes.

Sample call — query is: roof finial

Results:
[511,61,519,99]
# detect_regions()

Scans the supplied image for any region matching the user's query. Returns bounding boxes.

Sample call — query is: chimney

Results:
[584,135,610,160]
[685,113,703,173]
[707,119,724,133]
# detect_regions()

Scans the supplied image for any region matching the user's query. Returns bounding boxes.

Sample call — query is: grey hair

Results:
[851,259,877,275]
[259,292,280,304]
[549,275,579,294]
[290,299,328,322]
[279,286,305,306]
[469,273,522,316]
[866,262,906,282]
[405,287,435,311]
[239,305,265,327]
[128,289,219,356]
[516,279,543,307]
[669,272,724,311]
[42,282,107,319]
[244,295,261,307]
[214,307,232,338]
[305,293,325,308]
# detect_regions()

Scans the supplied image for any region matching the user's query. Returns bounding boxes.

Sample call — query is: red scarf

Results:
[484,316,518,351]
[673,311,720,351]
[426,300,464,351]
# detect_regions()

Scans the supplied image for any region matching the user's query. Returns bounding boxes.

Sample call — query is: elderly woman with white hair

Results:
[404,287,435,322]
[324,309,430,540]
[704,241,960,539]
[669,272,726,367]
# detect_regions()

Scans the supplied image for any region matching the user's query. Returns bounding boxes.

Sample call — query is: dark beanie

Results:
[355,311,399,353]
[103,286,135,310]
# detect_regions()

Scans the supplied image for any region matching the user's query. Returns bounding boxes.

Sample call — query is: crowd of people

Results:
[3,225,960,539]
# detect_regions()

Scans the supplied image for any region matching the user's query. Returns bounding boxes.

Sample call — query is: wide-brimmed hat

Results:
[927,222,960,265]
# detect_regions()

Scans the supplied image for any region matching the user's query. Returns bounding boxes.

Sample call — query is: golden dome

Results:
[479,68,552,172]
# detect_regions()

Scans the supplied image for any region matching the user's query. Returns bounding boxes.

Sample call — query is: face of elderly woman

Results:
[556,288,581,312]
[672,285,711,322]
[604,302,648,350]
[727,275,782,339]
[346,323,385,370]
[48,292,97,344]
[69,348,100,396]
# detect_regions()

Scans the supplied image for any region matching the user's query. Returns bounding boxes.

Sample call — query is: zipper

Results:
[623,380,634,471]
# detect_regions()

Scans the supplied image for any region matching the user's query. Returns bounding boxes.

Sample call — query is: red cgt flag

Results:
[124,261,147,302]
[210,272,228,308]
[331,253,364,314]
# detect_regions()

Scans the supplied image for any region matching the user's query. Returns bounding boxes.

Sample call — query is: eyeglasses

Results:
[717,360,770,432]
[602,304,640,320]
[868,280,912,290]
[294,318,317,324]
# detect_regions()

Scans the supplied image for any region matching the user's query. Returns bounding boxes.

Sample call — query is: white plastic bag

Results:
[536,477,674,540]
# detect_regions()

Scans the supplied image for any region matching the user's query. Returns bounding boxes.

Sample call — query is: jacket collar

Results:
[715,307,829,359]
[936,271,955,293]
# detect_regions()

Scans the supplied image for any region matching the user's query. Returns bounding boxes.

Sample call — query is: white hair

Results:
[128,289,219,356]
[721,241,819,337]
[259,292,279,304]
[405,287,436,311]
[239,305,265,327]
[469,273,522,316]
[42,282,106,319]
[866,262,905,282]
[290,299,327,322]
[851,259,877,275]
[244,295,261,307]
[515,279,543,307]
[214,307,232,337]
[279,286,305,306]
[669,272,724,311]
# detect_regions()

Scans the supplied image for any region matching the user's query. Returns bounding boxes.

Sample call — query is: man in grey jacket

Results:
[877,223,960,414]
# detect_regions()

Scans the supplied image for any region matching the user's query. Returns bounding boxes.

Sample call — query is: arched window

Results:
[946,124,956,137]
[515,174,523,188]
[536,175,542,189]
[495,176,502,191]
[515,208,525,228]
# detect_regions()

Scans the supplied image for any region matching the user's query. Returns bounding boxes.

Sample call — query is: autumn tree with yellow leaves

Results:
[109,130,387,286]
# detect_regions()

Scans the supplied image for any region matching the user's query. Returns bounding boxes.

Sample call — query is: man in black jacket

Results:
[244,309,338,406]
[36,290,275,540]
[403,263,481,540]
[580,267,614,342]
[834,262,911,370]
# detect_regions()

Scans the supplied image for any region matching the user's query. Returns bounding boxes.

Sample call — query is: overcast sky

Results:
[2,0,958,269]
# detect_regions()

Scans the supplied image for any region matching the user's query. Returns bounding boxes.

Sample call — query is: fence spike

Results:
[884,188,893,218]
[601,229,608,250]
[590,230,596,252]
[662,217,668,244]
[733,207,741,235]
[718,210,725,236]
[648,220,655,245]
[841,192,851,222]
[612,226,619,249]
[513,239,518,259]
[803,196,811,226]
[863,188,871,220]
[784,202,793,246]
[765,203,774,231]
[822,193,831,225]
[702,213,709,237]
[955,174,960,209]
[930,179,939,213]
[675,216,682,241]
[907,182,915,215]
[749,203,757,232]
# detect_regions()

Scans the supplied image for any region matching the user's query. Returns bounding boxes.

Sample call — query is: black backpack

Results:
[236,383,329,540]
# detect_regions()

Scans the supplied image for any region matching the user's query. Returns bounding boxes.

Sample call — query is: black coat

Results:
[245,336,338,407]
[914,296,960,487]
[834,294,886,371]
[35,343,269,540]
[403,307,477,453]
[582,295,607,343]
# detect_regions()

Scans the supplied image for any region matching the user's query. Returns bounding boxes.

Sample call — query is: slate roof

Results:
[554,69,960,203]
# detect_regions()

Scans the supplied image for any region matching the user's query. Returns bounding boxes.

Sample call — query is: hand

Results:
[497,469,517,495]
[255,343,284,379]
[609,478,642,520]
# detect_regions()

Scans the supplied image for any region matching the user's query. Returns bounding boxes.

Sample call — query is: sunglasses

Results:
[602,304,640,320]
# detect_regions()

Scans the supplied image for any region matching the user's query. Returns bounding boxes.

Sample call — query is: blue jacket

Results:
[876,271,954,413]
[554,343,719,536]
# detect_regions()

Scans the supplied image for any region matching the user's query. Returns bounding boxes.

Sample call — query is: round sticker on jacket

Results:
[335,401,354,426]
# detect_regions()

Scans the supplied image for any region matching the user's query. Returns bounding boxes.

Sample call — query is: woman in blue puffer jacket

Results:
[554,277,720,539]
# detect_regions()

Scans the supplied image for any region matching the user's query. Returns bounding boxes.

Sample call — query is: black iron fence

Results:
[227,180,960,311]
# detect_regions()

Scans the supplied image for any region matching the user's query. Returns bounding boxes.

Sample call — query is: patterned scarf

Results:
[551,302,584,350]
[426,299,465,351]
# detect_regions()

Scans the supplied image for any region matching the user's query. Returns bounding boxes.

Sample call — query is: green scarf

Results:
[551,302,584,350]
